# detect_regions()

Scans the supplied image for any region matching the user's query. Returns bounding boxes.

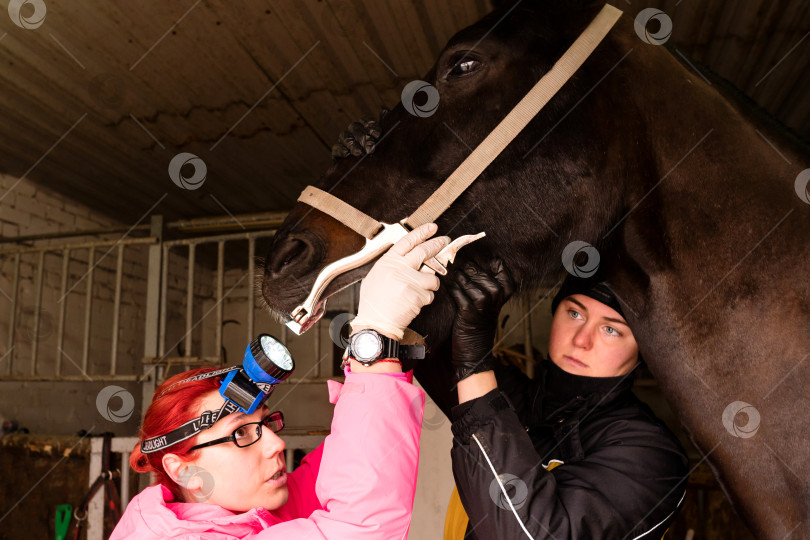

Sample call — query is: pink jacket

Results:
[111,370,424,539]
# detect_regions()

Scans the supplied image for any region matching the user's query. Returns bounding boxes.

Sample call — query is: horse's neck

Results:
[607,36,807,279]
[629,42,806,205]
[603,25,810,361]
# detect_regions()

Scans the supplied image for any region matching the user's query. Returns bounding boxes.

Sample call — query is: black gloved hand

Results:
[331,108,388,159]
[447,259,515,383]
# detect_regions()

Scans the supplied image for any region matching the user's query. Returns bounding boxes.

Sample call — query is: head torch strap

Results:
[140,399,240,454]
[179,366,242,382]
[152,366,242,401]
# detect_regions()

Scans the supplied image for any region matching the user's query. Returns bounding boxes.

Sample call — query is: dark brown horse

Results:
[261,1,810,537]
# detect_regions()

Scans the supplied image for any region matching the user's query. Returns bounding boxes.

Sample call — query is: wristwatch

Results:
[346,329,425,366]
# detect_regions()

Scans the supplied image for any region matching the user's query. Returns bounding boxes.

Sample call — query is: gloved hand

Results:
[331,108,388,159]
[447,259,515,382]
[351,223,449,340]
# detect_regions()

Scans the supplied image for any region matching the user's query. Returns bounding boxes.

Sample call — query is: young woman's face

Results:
[179,390,288,512]
[548,294,639,377]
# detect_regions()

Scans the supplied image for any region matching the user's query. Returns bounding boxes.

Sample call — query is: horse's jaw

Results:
[261,261,373,321]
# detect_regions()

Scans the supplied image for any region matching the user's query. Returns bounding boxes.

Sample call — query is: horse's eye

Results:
[449,59,481,77]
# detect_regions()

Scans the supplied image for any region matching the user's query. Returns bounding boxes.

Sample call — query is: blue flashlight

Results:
[219,334,295,414]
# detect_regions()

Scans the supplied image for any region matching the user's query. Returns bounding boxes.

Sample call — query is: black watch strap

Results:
[399,344,425,360]
[348,330,425,366]
[381,338,400,361]
[383,337,425,362]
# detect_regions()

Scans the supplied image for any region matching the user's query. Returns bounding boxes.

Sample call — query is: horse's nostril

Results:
[269,238,309,275]
[282,244,303,266]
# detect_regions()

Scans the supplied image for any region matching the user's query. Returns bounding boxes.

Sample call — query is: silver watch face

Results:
[354,332,382,361]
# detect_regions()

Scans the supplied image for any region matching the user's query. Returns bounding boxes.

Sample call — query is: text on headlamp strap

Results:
[140,399,240,454]
[153,366,241,401]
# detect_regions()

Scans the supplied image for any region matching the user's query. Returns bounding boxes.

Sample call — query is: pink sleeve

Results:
[255,371,424,539]
[269,444,324,521]
[343,364,414,383]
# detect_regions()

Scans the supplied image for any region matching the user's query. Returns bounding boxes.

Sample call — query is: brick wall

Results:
[0,172,217,436]
[0,173,114,237]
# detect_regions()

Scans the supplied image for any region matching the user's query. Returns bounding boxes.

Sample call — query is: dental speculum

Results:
[285,223,485,335]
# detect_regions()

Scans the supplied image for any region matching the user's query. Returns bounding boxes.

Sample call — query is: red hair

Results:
[131,367,223,501]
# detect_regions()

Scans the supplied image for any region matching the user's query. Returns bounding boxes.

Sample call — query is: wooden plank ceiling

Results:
[0,0,807,225]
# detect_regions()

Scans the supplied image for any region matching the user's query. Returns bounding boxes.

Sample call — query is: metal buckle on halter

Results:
[286,221,485,335]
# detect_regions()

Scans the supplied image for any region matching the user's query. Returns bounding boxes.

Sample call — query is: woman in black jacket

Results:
[446,261,689,540]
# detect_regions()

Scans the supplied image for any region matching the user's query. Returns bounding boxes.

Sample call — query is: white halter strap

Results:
[298,4,623,236]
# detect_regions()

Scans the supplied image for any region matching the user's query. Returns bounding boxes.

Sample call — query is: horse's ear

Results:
[490,0,606,18]
[537,0,609,30]
[542,0,606,14]
[486,0,612,40]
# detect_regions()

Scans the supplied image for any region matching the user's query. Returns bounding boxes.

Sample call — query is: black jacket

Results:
[450,360,689,539]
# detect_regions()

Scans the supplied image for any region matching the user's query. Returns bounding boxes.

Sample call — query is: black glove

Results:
[447,259,515,383]
[331,108,388,159]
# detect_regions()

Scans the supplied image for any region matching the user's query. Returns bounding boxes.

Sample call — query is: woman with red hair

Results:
[111,224,448,539]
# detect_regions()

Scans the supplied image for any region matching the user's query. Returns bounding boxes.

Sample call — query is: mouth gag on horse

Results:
[283,4,623,336]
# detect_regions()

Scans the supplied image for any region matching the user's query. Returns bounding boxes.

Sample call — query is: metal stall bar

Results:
[158,245,169,359]
[216,241,224,363]
[161,230,277,250]
[5,252,20,375]
[82,246,95,375]
[142,216,164,409]
[185,243,196,360]
[4,225,150,244]
[1,236,154,382]
[160,230,277,366]
[0,237,154,255]
[30,250,45,375]
[110,244,124,375]
[56,249,69,377]
[120,447,131,511]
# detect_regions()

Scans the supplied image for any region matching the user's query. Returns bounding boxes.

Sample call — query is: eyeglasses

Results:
[189,411,284,451]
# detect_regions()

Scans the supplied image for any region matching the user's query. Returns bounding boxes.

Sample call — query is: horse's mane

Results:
[666,44,810,150]
[488,0,809,152]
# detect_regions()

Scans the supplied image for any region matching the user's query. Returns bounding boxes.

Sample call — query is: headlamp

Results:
[140,334,295,454]
[220,334,295,414]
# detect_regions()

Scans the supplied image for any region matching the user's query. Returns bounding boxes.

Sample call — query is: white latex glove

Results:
[351,223,449,340]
